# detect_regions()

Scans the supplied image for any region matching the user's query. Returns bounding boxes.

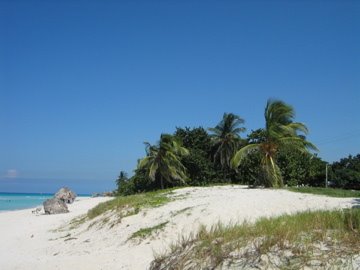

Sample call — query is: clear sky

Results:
[1,0,359,193]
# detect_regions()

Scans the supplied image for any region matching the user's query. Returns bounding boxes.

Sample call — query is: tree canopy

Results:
[115,99,359,195]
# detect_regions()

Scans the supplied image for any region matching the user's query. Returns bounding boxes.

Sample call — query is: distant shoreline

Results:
[0,192,91,212]
[0,192,91,196]
[0,197,92,213]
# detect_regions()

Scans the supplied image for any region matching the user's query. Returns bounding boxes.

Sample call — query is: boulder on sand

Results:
[43,198,69,215]
[55,187,77,204]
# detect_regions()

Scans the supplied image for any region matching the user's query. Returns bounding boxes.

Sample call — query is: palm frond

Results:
[279,136,319,152]
[138,156,151,169]
[149,162,159,180]
[265,99,295,131]
[231,143,259,168]
[287,122,309,134]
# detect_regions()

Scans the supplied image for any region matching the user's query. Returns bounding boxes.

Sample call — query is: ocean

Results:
[0,192,89,212]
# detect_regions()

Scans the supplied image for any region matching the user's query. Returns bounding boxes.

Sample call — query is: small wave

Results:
[0,200,11,203]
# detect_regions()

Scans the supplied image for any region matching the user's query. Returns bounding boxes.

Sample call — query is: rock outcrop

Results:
[43,198,69,215]
[55,187,77,204]
[92,191,114,197]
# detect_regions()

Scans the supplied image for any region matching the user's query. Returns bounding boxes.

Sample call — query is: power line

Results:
[314,130,360,146]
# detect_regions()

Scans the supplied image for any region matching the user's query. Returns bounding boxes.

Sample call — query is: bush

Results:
[332,154,360,190]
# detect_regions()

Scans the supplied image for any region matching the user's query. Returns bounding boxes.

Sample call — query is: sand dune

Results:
[0,186,357,270]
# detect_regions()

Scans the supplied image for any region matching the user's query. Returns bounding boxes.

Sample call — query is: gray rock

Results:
[259,254,269,266]
[43,198,69,214]
[55,187,77,204]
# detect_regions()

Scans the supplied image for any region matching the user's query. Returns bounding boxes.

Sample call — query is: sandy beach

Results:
[0,186,358,270]
[0,197,112,270]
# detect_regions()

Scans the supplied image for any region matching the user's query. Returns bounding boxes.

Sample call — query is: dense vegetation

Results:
[115,99,360,195]
[330,154,360,189]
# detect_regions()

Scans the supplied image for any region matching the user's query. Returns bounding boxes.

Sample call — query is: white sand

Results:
[0,186,358,270]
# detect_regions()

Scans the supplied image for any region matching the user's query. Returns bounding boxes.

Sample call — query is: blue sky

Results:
[1,0,359,193]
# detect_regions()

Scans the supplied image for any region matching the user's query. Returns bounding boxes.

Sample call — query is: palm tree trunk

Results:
[160,175,164,190]
[268,156,283,188]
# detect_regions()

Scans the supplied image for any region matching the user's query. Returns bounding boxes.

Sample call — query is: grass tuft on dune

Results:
[87,190,172,220]
[67,189,174,229]
[152,209,360,269]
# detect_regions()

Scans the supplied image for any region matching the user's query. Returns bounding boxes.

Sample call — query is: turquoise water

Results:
[0,193,53,211]
[0,193,89,212]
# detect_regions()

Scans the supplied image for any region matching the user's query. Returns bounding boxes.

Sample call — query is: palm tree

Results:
[209,113,246,169]
[116,171,128,186]
[138,134,189,189]
[231,99,317,187]
[116,171,128,194]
